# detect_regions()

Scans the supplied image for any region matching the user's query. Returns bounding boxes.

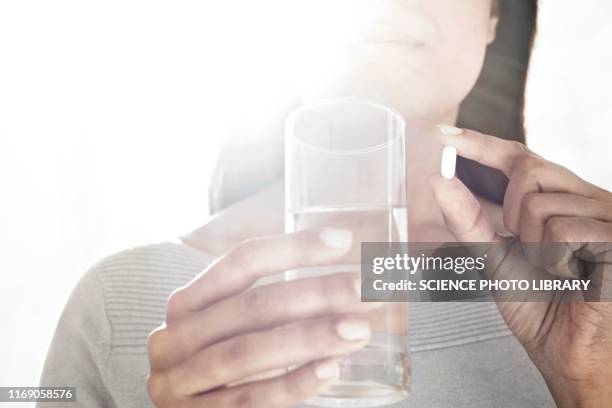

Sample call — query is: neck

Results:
[184,110,460,255]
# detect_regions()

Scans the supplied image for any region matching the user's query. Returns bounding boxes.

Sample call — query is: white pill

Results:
[441,146,457,180]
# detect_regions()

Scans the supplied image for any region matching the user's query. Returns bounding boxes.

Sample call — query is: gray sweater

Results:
[39,242,554,407]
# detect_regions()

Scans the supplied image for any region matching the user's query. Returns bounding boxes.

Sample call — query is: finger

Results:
[518,193,612,269]
[429,174,549,301]
[438,125,526,177]
[543,216,612,299]
[192,358,340,408]
[154,273,382,366]
[438,126,599,195]
[429,174,503,243]
[503,155,610,234]
[438,126,612,234]
[545,216,612,245]
[166,315,370,396]
[544,216,612,269]
[520,193,612,243]
[167,228,353,322]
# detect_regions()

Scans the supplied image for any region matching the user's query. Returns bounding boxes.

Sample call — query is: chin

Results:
[300,75,459,123]
[296,53,469,122]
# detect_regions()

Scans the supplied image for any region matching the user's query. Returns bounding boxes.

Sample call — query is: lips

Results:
[341,25,429,56]
[347,28,427,48]
[337,5,435,49]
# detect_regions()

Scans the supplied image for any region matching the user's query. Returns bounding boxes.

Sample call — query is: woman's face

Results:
[292,0,498,121]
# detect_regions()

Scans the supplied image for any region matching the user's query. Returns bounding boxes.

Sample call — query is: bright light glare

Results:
[264,0,381,103]
[2,0,612,393]
[0,1,377,385]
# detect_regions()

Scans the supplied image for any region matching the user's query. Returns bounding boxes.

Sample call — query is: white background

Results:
[1,0,611,394]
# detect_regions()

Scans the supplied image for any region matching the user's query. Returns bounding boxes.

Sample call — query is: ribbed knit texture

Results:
[98,242,511,356]
[99,242,212,355]
[40,241,552,407]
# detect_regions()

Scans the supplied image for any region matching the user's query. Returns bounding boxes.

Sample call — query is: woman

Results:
[40,0,612,407]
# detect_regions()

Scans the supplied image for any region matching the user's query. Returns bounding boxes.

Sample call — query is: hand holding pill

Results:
[429,125,612,408]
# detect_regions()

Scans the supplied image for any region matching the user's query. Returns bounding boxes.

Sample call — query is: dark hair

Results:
[209,0,538,213]
[457,0,538,203]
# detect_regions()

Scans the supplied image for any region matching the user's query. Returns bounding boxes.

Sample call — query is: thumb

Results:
[428,174,503,243]
[429,174,553,303]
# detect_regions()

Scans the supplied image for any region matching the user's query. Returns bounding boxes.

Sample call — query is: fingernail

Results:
[314,359,340,380]
[441,146,457,180]
[353,278,362,298]
[320,228,353,249]
[336,319,371,341]
[437,124,464,136]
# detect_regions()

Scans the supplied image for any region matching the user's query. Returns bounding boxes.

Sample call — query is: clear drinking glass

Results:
[285,98,409,407]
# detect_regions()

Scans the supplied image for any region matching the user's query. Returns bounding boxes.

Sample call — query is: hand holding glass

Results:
[285,98,409,407]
